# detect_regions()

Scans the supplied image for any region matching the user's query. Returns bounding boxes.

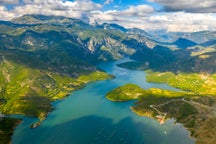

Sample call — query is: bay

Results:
[12,59,194,144]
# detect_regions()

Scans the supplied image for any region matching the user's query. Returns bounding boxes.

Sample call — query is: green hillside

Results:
[106,84,216,144]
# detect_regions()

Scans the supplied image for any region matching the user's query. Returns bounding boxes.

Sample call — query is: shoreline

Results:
[3,71,114,143]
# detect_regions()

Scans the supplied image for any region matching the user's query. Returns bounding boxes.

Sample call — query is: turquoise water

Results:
[12,59,194,144]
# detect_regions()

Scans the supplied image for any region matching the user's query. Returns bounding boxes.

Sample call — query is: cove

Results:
[12,59,195,144]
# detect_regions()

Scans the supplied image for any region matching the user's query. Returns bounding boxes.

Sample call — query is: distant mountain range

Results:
[147,29,216,44]
[0,14,216,91]
[0,15,216,97]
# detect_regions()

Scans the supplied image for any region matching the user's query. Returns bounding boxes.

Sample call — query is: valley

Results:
[0,14,216,144]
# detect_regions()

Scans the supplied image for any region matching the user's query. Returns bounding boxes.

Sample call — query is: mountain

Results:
[147,30,216,44]
[173,38,197,49]
[0,14,160,122]
[96,23,128,33]
[131,45,175,69]
[127,46,216,74]
[11,14,90,27]
[181,31,216,44]
[1,15,147,62]
[146,30,190,43]
[126,28,147,35]
[1,14,148,127]
[96,23,149,36]
[200,39,216,47]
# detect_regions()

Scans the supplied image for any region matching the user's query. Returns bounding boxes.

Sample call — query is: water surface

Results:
[12,59,194,144]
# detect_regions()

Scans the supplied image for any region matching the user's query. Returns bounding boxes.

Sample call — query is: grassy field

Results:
[146,70,216,95]
[0,59,113,121]
[106,84,192,101]
[106,84,145,101]
[78,70,114,83]
[0,58,113,143]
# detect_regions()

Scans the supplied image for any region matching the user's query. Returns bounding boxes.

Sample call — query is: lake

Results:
[12,59,195,144]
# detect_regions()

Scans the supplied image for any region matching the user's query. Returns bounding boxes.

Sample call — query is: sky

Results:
[0,0,216,32]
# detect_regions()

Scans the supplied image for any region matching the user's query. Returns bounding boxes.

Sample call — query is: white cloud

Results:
[0,0,216,32]
[104,0,114,5]
[90,9,216,32]
[0,6,15,20]
[90,4,154,22]
[0,0,102,21]
[121,5,154,16]
[147,12,216,32]
[21,0,102,11]
[149,0,216,13]
[0,0,19,5]
[89,5,154,30]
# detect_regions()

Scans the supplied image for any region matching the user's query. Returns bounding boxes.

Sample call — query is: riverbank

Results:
[0,70,113,143]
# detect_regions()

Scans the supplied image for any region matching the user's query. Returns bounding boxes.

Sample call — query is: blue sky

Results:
[0,0,216,32]
[92,0,161,10]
